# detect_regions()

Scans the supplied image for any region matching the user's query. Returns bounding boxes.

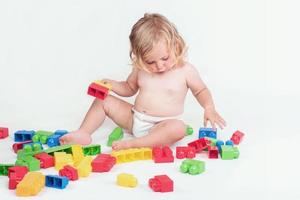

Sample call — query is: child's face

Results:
[144,41,176,73]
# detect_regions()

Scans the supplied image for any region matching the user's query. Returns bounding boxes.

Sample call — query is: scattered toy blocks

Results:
[149,175,173,192]
[87,80,111,100]
[185,125,193,136]
[45,175,69,189]
[15,156,40,171]
[198,127,217,139]
[34,152,54,169]
[0,164,14,176]
[188,138,209,153]
[47,130,68,147]
[180,159,205,175]
[82,144,101,156]
[92,154,116,172]
[59,165,78,181]
[8,166,28,190]
[116,173,138,188]
[230,130,245,145]
[176,146,196,159]
[208,146,219,159]
[16,172,45,196]
[32,130,54,144]
[0,127,9,139]
[14,130,35,142]
[12,141,32,153]
[111,148,152,164]
[220,145,239,160]
[74,156,92,178]
[54,152,73,170]
[107,127,123,146]
[152,146,174,163]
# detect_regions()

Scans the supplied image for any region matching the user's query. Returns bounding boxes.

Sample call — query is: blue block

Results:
[216,140,224,151]
[14,130,35,142]
[225,140,234,146]
[198,128,217,139]
[54,130,68,137]
[46,175,69,189]
[47,135,61,147]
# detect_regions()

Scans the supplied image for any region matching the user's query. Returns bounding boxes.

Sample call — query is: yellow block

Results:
[54,152,73,170]
[116,173,138,188]
[111,148,152,164]
[16,172,45,196]
[71,144,84,165]
[94,80,112,90]
[75,156,92,177]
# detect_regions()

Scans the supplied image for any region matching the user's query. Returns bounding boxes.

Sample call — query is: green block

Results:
[180,159,205,175]
[107,127,123,146]
[186,125,194,136]
[220,145,239,160]
[34,130,54,144]
[204,137,217,146]
[16,156,40,171]
[0,164,14,176]
[17,149,44,159]
[44,144,72,155]
[83,144,101,156]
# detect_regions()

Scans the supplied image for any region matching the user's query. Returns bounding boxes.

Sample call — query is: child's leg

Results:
[60,95,134,145]
[112,119,186,150]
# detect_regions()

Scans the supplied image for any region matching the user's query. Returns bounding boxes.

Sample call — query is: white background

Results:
[0,0,299,199]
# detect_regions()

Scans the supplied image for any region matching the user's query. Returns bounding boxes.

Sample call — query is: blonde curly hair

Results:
[129,13,187,72]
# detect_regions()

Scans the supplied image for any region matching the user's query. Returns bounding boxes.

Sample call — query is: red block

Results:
[149,175,173,192]
[176,146,196,159]
[230,130,245,145]
[152,146,174,163]
[208,146,219,159]
[0,127,9,139]
[59,165,78,181]
[34,152,54,168]
[12,141,32,153]
[188,138,209,153]
[87,82,109,100]
[92,154,116,172]
[8,166,28,190]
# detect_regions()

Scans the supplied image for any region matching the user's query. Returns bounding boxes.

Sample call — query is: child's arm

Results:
[186,64,226,129]
[102,68,139,97]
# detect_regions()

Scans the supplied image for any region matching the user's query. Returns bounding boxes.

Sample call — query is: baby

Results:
[60,13,226,150]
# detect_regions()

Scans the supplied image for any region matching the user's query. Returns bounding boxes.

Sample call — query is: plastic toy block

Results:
[82,144,101,156]
[87,81,110,100]
[23,142,43,152]
[0,127,9,139]
[188,138,209,153]
[208,146,219,159]
[94,80,112,90]
[176,146,196,159]
[8,166,28,190]
[111,148,152,164]
[34,152,54,168]
[185,125,193,136]
[225,140,234,146]
[204,137,218,146]
[71,145,84,165]
[15,156,40,171]
[47,130,68,147]
[220,145,239,160]
[54,152,73,170]
[107,127,123,146]
[149,175,173,192]
[74,156,92,177]
[14,130,35,142]
[44,144,72,156]
[46,175,69,189]
[12,141,32,153]
[32,130,54,144]
[92,154,116,172]
[216,140,225,151]
[230,130,245,145]
[198,127,217,139]
[0,164,14,176]
[116,173,138,188]
[180,159,205,175]
[16,172,45,196]
[152,146,174,163]
[54,130,68,136]
[59,165,78,181]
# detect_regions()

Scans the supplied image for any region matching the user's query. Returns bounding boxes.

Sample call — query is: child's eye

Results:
[146,61,155,65]
[162,56,169,61]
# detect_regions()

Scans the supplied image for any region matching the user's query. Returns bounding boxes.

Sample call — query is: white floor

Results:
[1,90,297,200]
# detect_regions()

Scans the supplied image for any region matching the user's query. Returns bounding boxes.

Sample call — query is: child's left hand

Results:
[204,106,226,129]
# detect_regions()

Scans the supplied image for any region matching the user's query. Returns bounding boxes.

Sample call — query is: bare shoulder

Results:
[179,62,200,77]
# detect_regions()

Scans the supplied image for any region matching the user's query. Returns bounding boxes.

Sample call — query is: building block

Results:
[220,145,239,160]
[188,138,210,153]
[16,172,45,196]
[111,148,152,164]
[198,127,217,139]
[15,156,40,171]
[0,164,14,176]
[14,130,35,142]
[23,142,43,152]
[8,166,28,190]
[0,127,9,139]
[92,154,116,172]
[180,159,205,175]
[176,146,196,159]
[116,173,138,188]
[107,127,123,146]
[230,130,245,145]
[12,141,32,153]
[225,140,234,146]
[59,165,78,181]
[47,130,68,147]
[74,156,92,177]
[87,81,111,100]
[208,146,219,159]
[149,175,173,192]
[152,146,174,163]
[45,175,69,189]
[34,152,54,168]
[54,152,73,170]
[71,145,84,165]
[32,130,54,144]
[216,140,224,151]
[82,144,101,156]
[44,144,72,156]
[185,125,193,136]
[204,137,218,146]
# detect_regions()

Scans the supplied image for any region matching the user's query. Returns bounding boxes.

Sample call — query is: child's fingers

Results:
[204,117,208,127]
[209,120,216,129]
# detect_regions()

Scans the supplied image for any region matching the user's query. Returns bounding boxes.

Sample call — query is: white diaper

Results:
[131,108,182,137]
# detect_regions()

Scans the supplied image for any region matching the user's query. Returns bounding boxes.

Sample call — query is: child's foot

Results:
[112,140,133,151]
[59,130,92,145]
